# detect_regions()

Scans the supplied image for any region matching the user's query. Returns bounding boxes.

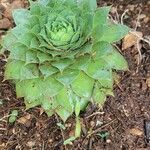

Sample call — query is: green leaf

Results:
[94,6,111,28]
[79,0,97,12]
[57,122,66,130]
[64,136,76,145]
[37,52,52,63]
[2,31,17,50]
[9,43,26,61]
[92,42,128,70]
[75,117,81,138]
[93,24,129,43]
[98,70,113,88]
[4,60,39,80]
[52,59,73,72]
[39,63,58,77]
[9,110,18,123]
[85,59,109,80]
[25,98,41,109]
[16,78,43,100]
[71,54,91,71]
[71,72,94,98]
[41,98,53,111]
[12,9,30,25]
[92,41,113,59]
[55,88,74,122]
[93,83,106,104]
[75,99,80,117]
[16,77,63,101]
[41,76,64,97]
[104,49,128,70]
[56,69,79,86]
[100,24,129,42]
[26,50,39,64]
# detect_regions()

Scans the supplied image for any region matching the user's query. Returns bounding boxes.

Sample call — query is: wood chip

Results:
[0,18,12,29]
[146,78,150,88]
[129,128,143,136]
[17,114,31,125]
[122,31,143,50]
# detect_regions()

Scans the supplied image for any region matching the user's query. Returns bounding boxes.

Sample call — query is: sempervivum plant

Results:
[1,0,129,131]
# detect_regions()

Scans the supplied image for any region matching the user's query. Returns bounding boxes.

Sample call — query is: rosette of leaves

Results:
[1,0,129,122]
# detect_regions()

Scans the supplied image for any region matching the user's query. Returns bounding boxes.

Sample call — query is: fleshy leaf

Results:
[55,88,74,122]
[100,24,129,42]
[4,60,39,80]
[71,72,94,98]
[93,24,129,43]
[12,9,30,25]
[56,69,79,86]
[94,6,111,28]
[52,59,73,72]
[104,49,128,70]
[85,59,110,80]
[16,77,63,101]
[39,63,58,77]
[93,83,106,104]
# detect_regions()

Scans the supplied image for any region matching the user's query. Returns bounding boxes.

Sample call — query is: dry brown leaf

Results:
[122,31,143,50]
[4,0,25,19]
[0,18,12,29]
[17,114,31,125]
[129,128,143,136]
[146,77,150,88]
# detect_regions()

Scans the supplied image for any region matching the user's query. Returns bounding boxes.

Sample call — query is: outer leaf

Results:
[71,72,94,98]
[98,70,113,88]
[93,24,129,43]
[100,24,129,42]
[94,6,111,28]
[12,9,30,25]
[92,42,128,70]
[39,63,58,77]
[92,41,113,59]
[55,88,74,122]
[16,77,63,101]
[104,49,128,70]
[92,83,106,104]
[71,54,91,71]
[85,59,109,80]
[75,117,81,138]
[52,59,73,72]
[56,69,79,86]
[79,0,97,12]
[9,44,26,61]
[4,60,39,80]
[25,98,41,109]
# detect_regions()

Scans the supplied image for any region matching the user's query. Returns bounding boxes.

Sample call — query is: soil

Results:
[0,0,150,150]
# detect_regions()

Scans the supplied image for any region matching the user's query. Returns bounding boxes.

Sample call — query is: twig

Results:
[135,10,141,31]
[0,115,10,122]
[87,119,117,137]
[55,115,67,150]
[85,112,104,119]
[121,9,129,25]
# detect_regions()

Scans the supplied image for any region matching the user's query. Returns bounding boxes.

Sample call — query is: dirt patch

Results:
[0,0,150,149]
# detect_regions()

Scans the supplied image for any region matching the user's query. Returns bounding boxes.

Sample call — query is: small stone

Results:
[106,139,111,143]
[26,141,36,147]
[90,121,95,127]
[146,78,150,88]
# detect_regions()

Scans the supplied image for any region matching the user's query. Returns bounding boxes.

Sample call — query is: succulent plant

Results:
[1,0,129,123]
